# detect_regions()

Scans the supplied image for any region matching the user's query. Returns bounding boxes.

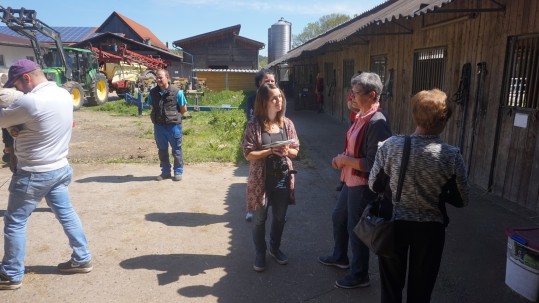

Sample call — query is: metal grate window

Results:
[503,35,539,109]
[343,59,355,88]
[370,55,386,84]
[412,47,447,94]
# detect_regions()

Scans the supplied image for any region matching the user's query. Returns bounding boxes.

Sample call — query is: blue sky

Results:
[2,0,385,56]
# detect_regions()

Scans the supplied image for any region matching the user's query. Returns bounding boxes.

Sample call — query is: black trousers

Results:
[378,220,445,303]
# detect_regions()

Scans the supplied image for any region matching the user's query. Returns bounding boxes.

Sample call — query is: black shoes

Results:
[335,274,370,289]
[156,174,171,181]
[318,255,350,269]
[269,249,288,265]
[254,249,288,272]
[253,253,266,272]
[0,272,21,290]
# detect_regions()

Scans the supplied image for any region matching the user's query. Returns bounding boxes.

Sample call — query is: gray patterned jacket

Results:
[369,135,469,223]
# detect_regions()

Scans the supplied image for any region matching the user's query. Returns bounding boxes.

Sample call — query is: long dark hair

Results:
[254,83,286,131]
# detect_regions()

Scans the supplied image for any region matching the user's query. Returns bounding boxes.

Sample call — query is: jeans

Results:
[154,123,183,176]
[253,180,289,254]
[331,184,376,279]
[1,165,91,282]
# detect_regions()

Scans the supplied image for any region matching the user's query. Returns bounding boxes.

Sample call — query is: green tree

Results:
[292,14,351,48]
[258,55,268,68]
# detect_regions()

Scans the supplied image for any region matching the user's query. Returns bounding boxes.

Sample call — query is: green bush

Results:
[186,90,254,110]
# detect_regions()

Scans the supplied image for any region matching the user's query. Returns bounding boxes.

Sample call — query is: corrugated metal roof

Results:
[268,0,454,67]
[194,69,258,73]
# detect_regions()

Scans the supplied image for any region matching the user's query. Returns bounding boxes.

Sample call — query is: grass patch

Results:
[87,92,248,164]
[86,100,143,116]
[182,110,246,163]
[86,91,309,166]
[186,90,253,109]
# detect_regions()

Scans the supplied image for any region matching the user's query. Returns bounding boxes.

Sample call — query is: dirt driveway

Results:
[0,109,367,303]
[69,109,157,164]
[0,108,531,303]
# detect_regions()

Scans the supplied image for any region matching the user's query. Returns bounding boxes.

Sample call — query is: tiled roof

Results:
[268,0,455,67]
[97,12,168,50]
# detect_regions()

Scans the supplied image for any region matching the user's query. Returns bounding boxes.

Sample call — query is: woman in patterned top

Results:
[242,83,300,272]
[369,89,469,303]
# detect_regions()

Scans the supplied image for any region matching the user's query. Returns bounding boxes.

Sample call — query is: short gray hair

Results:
[351,72,383,102]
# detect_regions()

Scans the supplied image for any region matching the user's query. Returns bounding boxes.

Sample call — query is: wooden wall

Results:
[287,0,539,211]
[195,71,255,92]
[183,37,259,70]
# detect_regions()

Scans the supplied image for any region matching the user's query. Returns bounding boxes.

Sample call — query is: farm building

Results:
[0,9,191,86]
[173,24,264,70]
[269,0,539,212]
[173,25,264,92]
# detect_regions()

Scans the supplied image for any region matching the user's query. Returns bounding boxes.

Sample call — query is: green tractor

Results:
[43,46,108,110]
[0,6,108,110]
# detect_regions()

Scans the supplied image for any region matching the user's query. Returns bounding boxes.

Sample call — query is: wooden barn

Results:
[269,0,539,212]
[172,24,264,70]
[193,69,257,92]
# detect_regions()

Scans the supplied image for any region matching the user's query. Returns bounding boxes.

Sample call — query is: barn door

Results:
[491,34,539,211]
[293,64,318,110]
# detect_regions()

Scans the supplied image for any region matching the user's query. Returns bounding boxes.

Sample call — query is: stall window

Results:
[343,59,354,88]
[503,35,539,109]
[412,47,447,94]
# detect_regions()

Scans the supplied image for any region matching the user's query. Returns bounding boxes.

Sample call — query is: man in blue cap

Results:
[0,59,93,290]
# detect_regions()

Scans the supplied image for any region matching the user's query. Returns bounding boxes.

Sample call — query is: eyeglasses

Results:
[352,90,367,97]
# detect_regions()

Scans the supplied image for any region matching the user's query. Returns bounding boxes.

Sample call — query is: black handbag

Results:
[354,136,411,257]
[438,174,465,226]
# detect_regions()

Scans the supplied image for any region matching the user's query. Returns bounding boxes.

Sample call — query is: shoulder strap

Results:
[396,136,411,202]
[353,108,382,154]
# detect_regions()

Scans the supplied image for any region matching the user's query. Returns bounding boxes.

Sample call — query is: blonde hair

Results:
[411,89,452,134]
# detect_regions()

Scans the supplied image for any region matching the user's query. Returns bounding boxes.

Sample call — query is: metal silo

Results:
[268,17,292,63]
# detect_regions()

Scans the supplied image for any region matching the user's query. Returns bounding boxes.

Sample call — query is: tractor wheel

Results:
[63,81,85,111]
[89,73,109,105]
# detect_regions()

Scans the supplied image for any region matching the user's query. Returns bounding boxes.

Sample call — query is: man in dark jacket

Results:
[148,69,188,181]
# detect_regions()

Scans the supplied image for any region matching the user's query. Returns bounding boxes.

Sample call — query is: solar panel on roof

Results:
[0,26,95,43]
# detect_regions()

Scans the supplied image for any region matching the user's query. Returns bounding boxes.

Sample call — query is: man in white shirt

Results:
[0,59,92,290]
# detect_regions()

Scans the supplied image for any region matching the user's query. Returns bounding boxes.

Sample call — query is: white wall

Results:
[0,44,35,85]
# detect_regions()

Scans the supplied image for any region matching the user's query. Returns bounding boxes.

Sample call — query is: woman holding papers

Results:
[242,83,300,272]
